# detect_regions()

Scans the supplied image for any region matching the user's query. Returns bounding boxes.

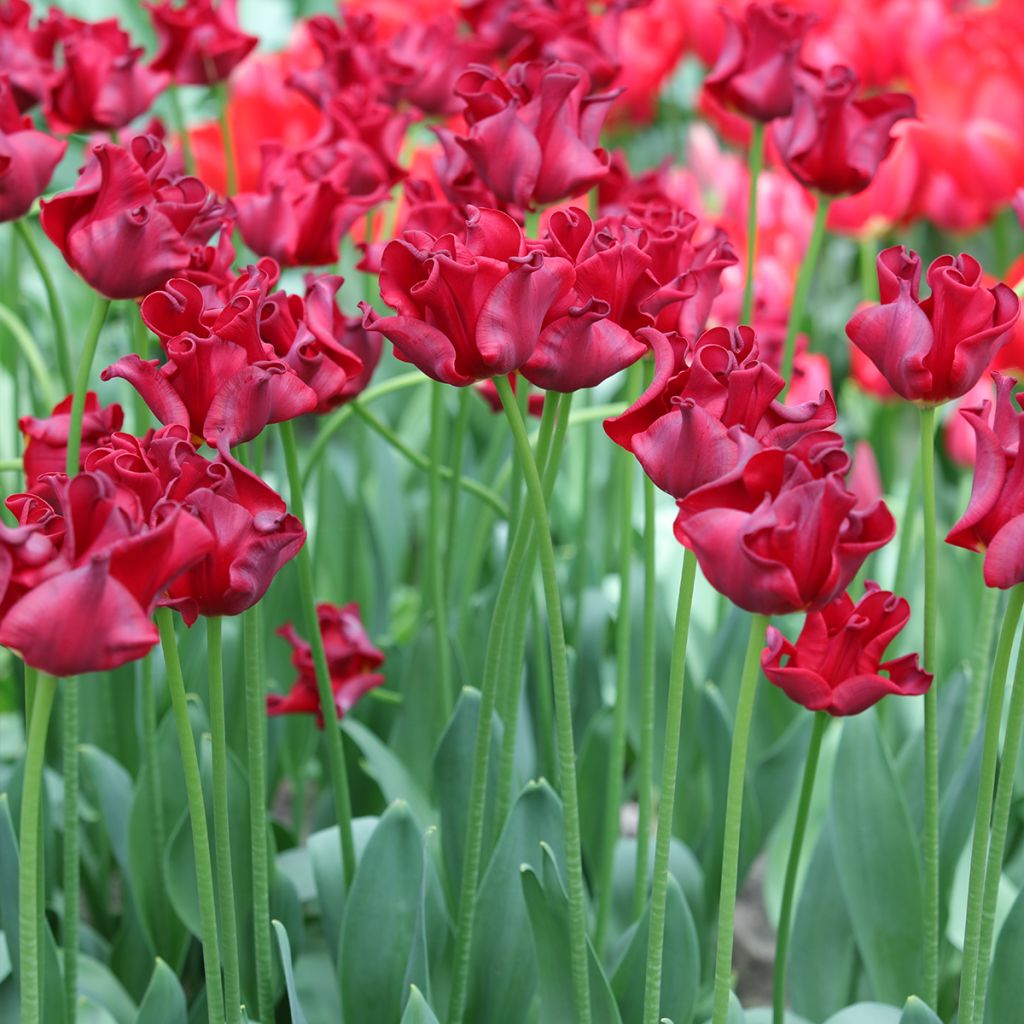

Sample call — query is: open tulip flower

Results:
[146,0,258,86]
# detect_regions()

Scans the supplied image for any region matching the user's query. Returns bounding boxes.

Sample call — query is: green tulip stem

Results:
[641,549,698,1024]
[215,82,237,195]
[495,374,591,1024]
[444,388,474,584]
[919,404,940,1010]
[243,603,275,1024]
[0,301,55,412]
[958,583,1024,1024]
[168,85,196,177]
[14,219,71,392]
[779,197,830,395]
[65,295,111,475]
[139,654,166,897]
[279,418,357,885]
[18,671,57,1024]
[711,612,770,1024]
[429,383,454,725]
[962,584,1001,755]
[741,121,764,325]
[773,712,829,1024]
[206,617,242,1023]
[157,609,225,1024]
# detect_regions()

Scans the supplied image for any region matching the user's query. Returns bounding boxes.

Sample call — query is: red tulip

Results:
[476,374,545,417]
[772,64,915,196]
[19,393,123,487]
[704,2,816,123]
[762,581,931,715]
[362,206,574,386]
[846,246,1020,405]
[674,445,895,615]
[946,373,1024,588]
[268,602,385,727]
[86,425,305,619]
[146,0,258,86]
[40,134,225,300]
[0,0,52,113]
[454,59,618,209]
[36,9,168,134]
[0,470,213,675]
[605,326,837,499]
[0,73,65,223]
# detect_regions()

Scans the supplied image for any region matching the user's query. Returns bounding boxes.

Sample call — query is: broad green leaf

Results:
[137,959,187,1024]
[520,843,622,1024]
[578,706,613,884]
[77,955,137,1024]
[273,920,309,1024]
[79,746,133,878]
[339,802,425,1024]
[466,780,566,1024]
[821,1005,901,1024]
[899,996,941,1023]
[74,998,119,1024]
[985,882,1024,1024]
[745,1011,812,1023]
[431,688,501,900]
[832,713,923,1004]
[610,875,699,1024]
[401,985,441,1024]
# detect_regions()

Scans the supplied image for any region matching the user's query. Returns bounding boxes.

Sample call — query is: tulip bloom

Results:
[704,2,816,123]
[36,10,168,133]
[0,74,66,223]
[605,326,838,499]
[846,246,1020,405]
[762,581,932,715]
[0,0,52,113]
[146,0,257,85]
[674,446,895,615]
[40,134,225,300]
[362,206,574,386]
[0,471,213,676]
[454,59,618,209]
[19,393,123,486]
[773,64,915,196]
[947,373,1024,588]
[268,602,386,727]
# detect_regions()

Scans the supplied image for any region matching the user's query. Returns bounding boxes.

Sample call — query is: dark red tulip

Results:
[772,64,915,196]
[947,373,1024,588]
[0,0,52,113]
[0,470,213,675]
[455,59,618,209]
[146,0,257,86]
[40,134,225,300]
[268,602,385,727]
[433,127,505,216]
[762,581,932,715]
[704,2,816,123]
[362,206,574,386]
[36,9,168,134]
[19,392,124,486]
[605,326,838,499]
[86,425,305,619]
[846,246,1020,405]
[674,445,895,615]
[0,73,65,223]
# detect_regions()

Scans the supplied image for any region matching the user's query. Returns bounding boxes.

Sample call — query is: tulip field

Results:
[4,1,1024,1023]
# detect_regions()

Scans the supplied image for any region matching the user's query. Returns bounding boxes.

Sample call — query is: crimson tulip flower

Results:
[36,9,168,134]
[0,0,52,113]
[40,134,225,300]
[846,246,1020,405]
[454,59,618,209]
[0,74,66,223]
[762,581,932,715]
[674,445,895,615]
[19,392,123,487]
[362,206,574,386]
[268,602,385,727]
[947,373,1024,588]
[0,470,213,675]
[146,0,257,86]
[605,326,838,499]
[773,64,915,196]
[86,426,305,619]
[704,2,816,123]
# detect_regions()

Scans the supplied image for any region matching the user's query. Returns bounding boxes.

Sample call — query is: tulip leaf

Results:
[339,801,426,1024]
[520,843,622,1024]
[745,1010,812,1023]
[431,687,502,900]
[79,745,133,879]
[609,875,699,1024]
[466,779,566,1024]
[899,996,941,1023]
[77,955,137,1024]
[821,1005,901,1024]
[74,999,119,1024]
[137,958,187,1024]
[401,985,441,1024]
[272,919,309,1024]
[984,882,1024,1024]
[832,713,923,1004]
